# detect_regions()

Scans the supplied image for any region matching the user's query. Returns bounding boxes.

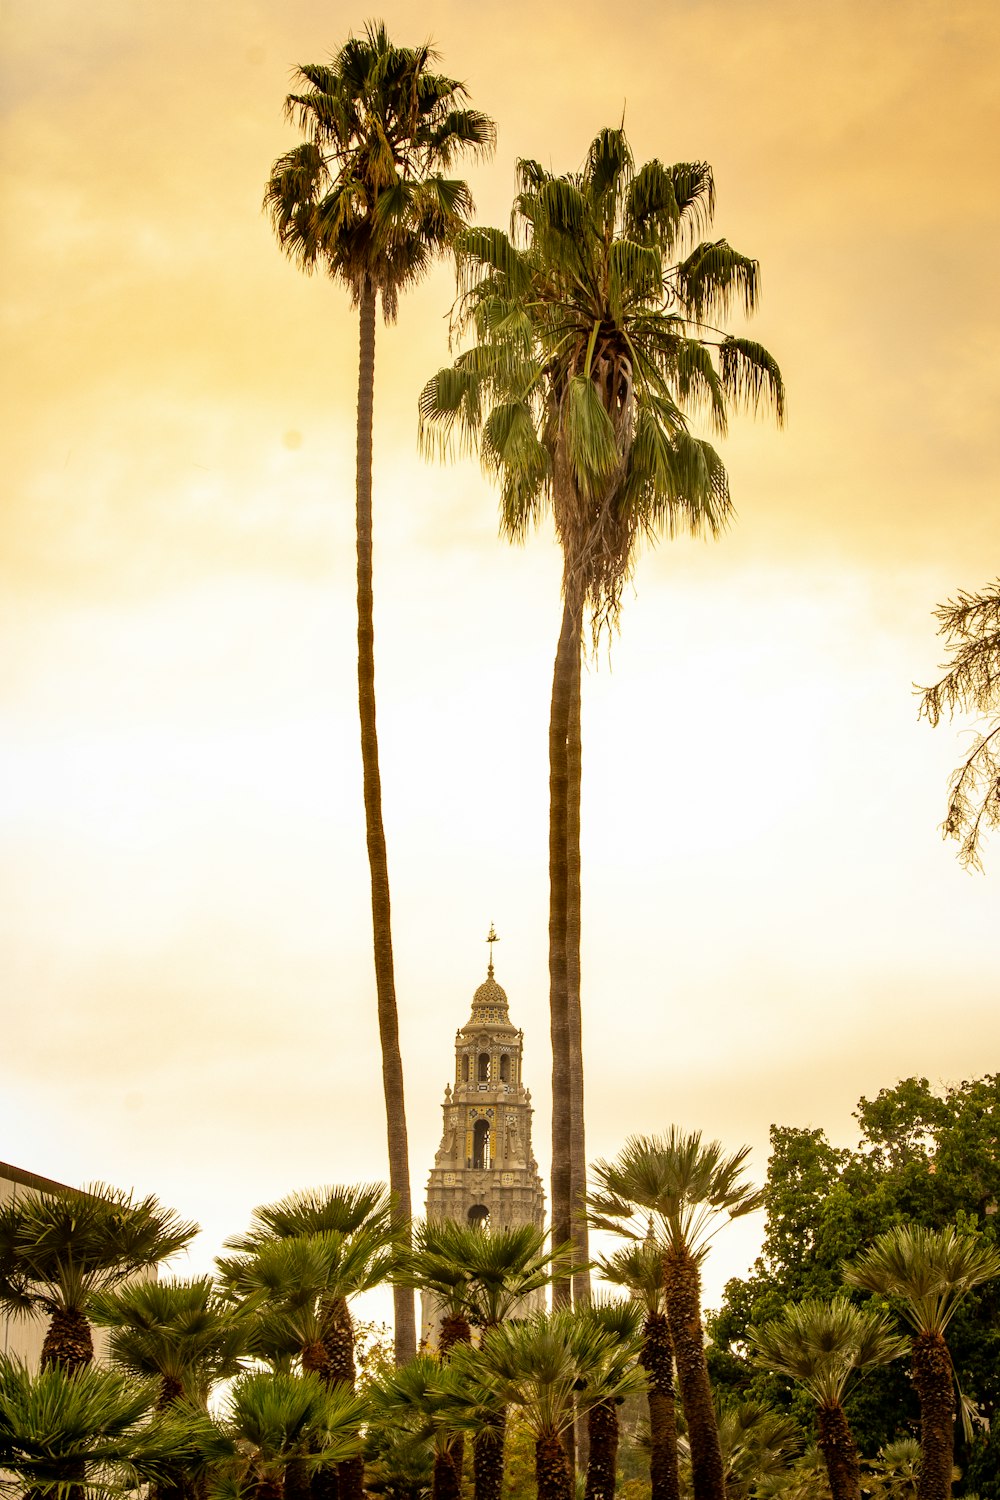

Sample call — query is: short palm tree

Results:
[210,1370,366,1500]
[748,1298,908,1500]
[589,1129,763,1500]
[692,1399,802,1500]
[421,129,783,1309]
[369,1354,465,1500]
[90,1276,253,1409]
[0,1183,197,1371]
[597,1240,679,1500]
[264,27,494,1367]
[844,1224,1000,1500]
[463,1311,643,1500]
[0,1353,208,1500]
[398,1220,563,1500]
[575,1297,644,1500]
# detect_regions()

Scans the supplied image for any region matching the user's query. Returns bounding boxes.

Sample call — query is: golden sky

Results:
[2,0,998,1307]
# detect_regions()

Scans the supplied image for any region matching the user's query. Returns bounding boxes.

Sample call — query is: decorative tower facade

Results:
[421,932,545,1342]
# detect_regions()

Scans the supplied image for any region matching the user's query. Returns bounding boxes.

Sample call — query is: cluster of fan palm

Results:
[2,1137,999,1500]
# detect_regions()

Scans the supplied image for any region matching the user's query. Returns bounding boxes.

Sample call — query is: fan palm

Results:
[369,1355,465,1500]
[420,128,783,1310]
[575,1297,644,1500]
[0,1353,210,1500]
[90,1276,253,1409]
[462,1311,643,1500]
[844,1225,1000,1500]
[748,1298,908,1500]
[210,1370,366,1500]
[264,27,494,1367]
[597,1241,679,1500]
[219,1186,398,1500]
[588,1129,763,1500]
[396,1220,563,1500]
[0,1183,197,1372]
[685,1399,802,1500]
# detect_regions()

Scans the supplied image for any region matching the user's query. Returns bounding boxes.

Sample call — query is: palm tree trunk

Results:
[661,1247,725,1500]
[433,1445,462,1500]
[354,275,416,1367]
[472,1413,506,1500]
[41,1308,93,1371]
[548,592,578,1312]
[641,1312,680,1500]
[567,629,590,1314]
[536,1431,575,1500]
[584,1399,619,1500]
[816,1405,861,1500]
[912,1331,955,1500]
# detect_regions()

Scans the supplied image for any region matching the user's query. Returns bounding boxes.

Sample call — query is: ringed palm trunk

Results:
[473,1413,507,1500]
[815,1404,861,1500]
[584,1399,619,1500]
[566,623,590,1309]
[41,1308,93,1372]
[641,1311,680,1500]
[536,1430,575,1500]
[354,275,416,1367]
[320,1296,362,1500]
[549,590,578,1313]
[437,1312,470,1481]
[912,1331,955,1500]
[661,1247,725,1500]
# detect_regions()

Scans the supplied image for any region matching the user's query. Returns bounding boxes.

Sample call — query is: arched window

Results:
[472,1118,491,1169]
[462,1055,470,1083]
[478,1052,490,1083]
[500,1055,510,1083]
[468,1203,489,1227]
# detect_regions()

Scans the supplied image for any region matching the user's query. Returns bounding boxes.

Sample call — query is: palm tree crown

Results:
[264,21,494,317]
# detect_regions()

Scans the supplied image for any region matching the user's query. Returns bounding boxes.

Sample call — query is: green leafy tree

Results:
[264,28,494,1365]
[845,1225,1000,1500]
[918,579,1000,868]
[589,1130,763,1500]
[0,1183,197,1372]
[748,1299,908,1500]
[707,1076,1000,1474]
[420,129,783,1308]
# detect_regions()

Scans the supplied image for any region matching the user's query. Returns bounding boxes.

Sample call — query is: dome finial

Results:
[485,921,499,979]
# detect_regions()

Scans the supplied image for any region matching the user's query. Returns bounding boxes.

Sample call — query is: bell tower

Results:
[424,927,545,1233]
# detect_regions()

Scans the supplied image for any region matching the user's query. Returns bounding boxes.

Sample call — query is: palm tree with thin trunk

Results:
[597,1240,680,1500]
[420,129,783,1308]
[748,1298,908,1500]
[264,26,494,1366]
[844,1224,1000,1500]
[0,1183,197,1373]
[588,1129,764,1500]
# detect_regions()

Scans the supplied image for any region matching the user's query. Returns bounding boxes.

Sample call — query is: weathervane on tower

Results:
[486,922,499,978]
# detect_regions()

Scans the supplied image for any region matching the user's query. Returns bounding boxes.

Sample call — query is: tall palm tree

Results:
[0,1183,197,1372]
[844,1224,1000,1500]
[748,1298,908,1500]
[597,1241,680,1500]
[90,1276,253,1410]
[420,129,784,1306]
[589,1129,764,1500]
[264,26,494,1367]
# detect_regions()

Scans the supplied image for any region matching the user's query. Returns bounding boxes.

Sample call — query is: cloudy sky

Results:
[2,0,998,1312]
